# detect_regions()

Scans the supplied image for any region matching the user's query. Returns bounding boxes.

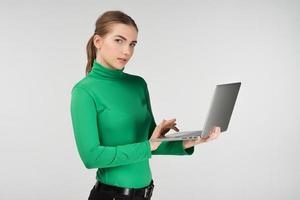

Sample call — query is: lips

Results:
[118,58,127,62]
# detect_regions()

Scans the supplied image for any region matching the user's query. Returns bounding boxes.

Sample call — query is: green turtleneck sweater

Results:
[70,59,194,188]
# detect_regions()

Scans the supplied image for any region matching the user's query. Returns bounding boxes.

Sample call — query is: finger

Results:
[161,119,174,127]
[212,127,220,136]
[211,127,217,134]
[165,121,176,127]
[160,120,177,132]
[163,121,176,129]
[208,129,214,136]
[210,131,220,139]
[166,118,176,123]
[210,133,217,139]
[212,126,217,132]
[172,126,180,132]
[167,123,178,131]
[201,135,209,140]
[212,126,218,133]
[214,126,218,133]
[159,119,168,125]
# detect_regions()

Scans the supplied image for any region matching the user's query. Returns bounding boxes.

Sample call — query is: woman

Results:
[70,10,221,200]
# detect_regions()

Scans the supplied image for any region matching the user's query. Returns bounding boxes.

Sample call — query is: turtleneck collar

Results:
[90,59,125,79]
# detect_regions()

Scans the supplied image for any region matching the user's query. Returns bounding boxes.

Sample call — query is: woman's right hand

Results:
[149,118,179,151]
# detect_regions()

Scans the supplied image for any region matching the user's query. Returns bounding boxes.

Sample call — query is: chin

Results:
[113,63,126,70]
[112,65,124,70]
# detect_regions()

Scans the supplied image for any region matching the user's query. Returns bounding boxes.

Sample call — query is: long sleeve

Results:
[70,86,152,169]
[143,80,194,155]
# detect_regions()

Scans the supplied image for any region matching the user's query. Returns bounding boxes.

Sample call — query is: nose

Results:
[122,45,131,56]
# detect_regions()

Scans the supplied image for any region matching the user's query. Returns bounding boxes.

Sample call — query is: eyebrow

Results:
[114,35,137,43]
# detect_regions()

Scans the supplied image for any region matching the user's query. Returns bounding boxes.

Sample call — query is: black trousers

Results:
[88,180,154,200]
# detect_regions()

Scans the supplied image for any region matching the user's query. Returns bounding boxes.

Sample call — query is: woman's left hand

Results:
[183,126,221,149]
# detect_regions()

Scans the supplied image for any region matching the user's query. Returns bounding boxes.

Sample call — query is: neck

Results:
[89,59,125,80]
[95,57,120,71]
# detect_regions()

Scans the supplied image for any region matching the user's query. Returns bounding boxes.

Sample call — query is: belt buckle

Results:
[123,188,131,196]
[143,188,148,198]
[144,184,154,198]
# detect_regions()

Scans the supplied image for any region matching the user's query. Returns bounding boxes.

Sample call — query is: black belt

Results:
[94,180,154,199]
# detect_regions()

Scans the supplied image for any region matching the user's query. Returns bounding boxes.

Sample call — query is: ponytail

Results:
[85,35,96,75]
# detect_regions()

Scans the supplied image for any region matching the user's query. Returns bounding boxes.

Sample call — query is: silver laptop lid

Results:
[201,82,241,137]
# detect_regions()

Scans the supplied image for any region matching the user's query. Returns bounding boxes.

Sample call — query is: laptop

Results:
[150,82,241,142]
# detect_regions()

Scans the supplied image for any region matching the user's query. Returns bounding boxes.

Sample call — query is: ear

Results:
[93,35,103,49]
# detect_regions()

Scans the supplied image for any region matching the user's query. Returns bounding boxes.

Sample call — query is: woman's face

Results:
[94,23,138,70]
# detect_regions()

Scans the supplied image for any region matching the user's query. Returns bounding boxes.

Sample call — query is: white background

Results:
[0,0,299,199]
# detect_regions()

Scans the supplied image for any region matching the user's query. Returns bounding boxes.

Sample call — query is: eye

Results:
[114,39,123,43]
[130,43,136,47]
